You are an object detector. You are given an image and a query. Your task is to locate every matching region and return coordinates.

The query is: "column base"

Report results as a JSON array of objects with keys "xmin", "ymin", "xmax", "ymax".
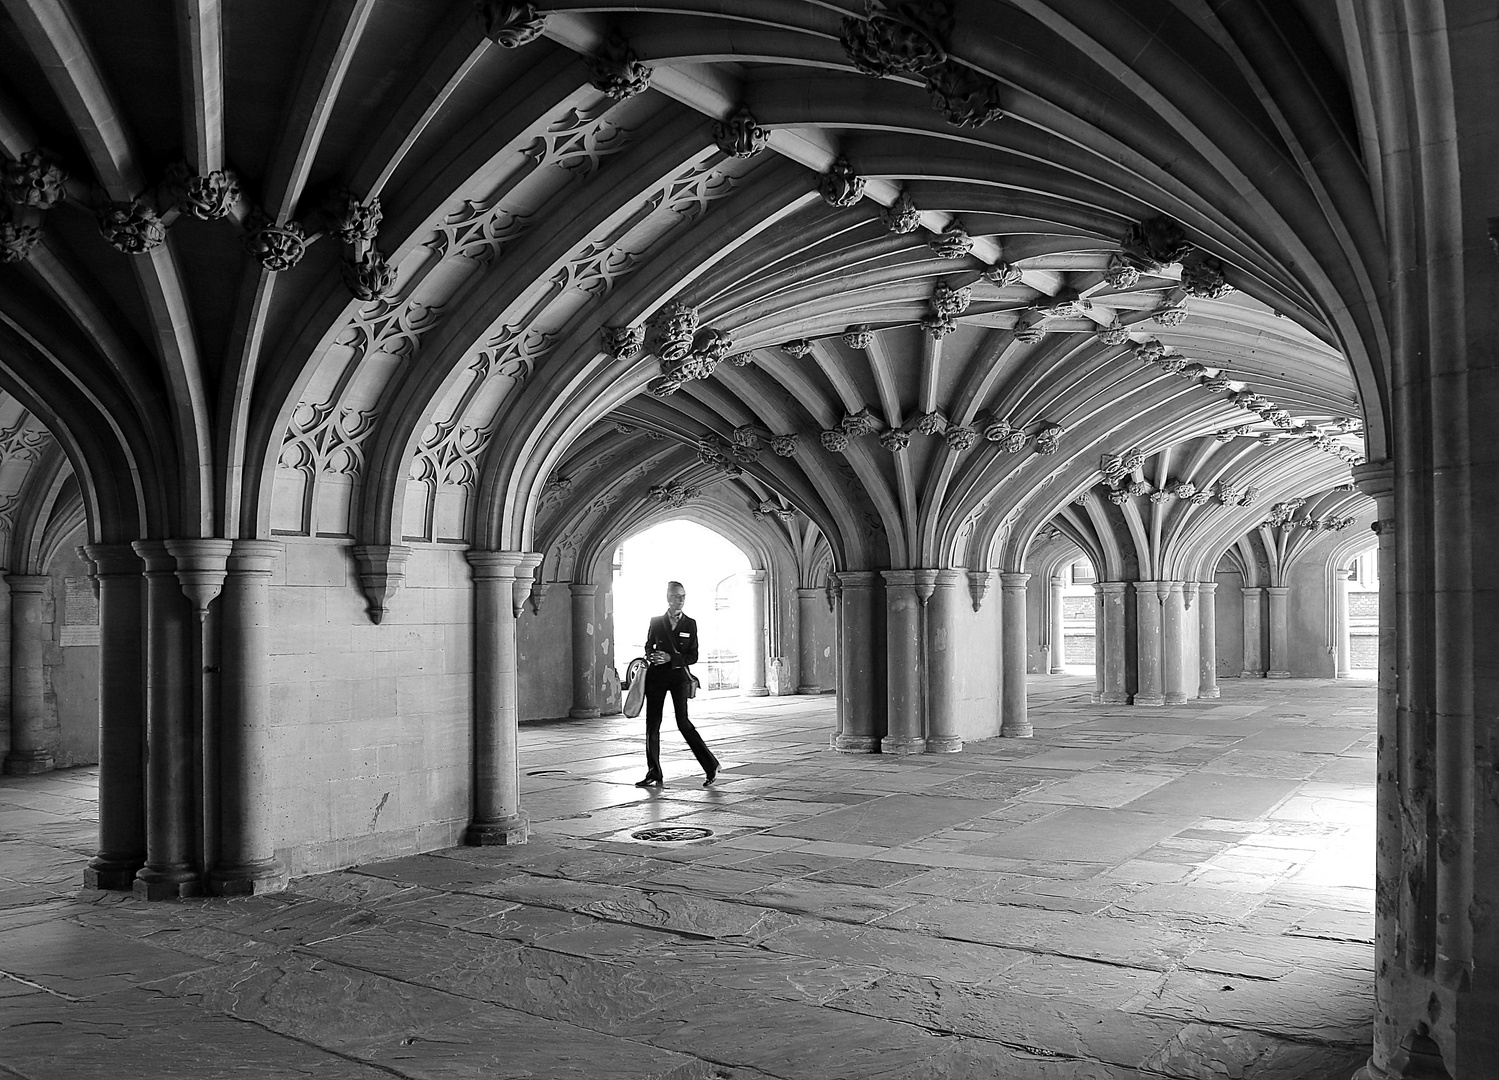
[
  {"xmin": 881, "ymin": 736, "xmax": 927, "ymax": 755},
  {"xmin": 209, "ymin": 858, "xmax": 290, "ymax": 896},
  {"xmin": 1199, "ymin": 687, "xmax": 1221, "ymax": 699},
  {"xmin": 745, "ymin": 687, "xmax": 769, "ymax": 697},
  {"xmin": 1266, "ymin": 670, "xmax": 1292, "ymax": 679},
  {"xmin": 1134, "ymin": 694, "xmax": 1165, "ymax": 706},
  {"xmin": 796, "ymin": 685, "xmax": 822, "ymax": 695},
  {"xmin": 3, "ymin": 750, "xmax": 55, "ymax": 775},
  {"xmin": 1240, "ymin": 671, "xmax": 1265, "ymax": 679},
  {"xmin": 925, "ymin": 737, "xmax": 963, "ymax": 754},
  {"xmin": 832, "ymin": 734, "xmax": 881, "ymax": 753},
  {"xmin": 1000, "ymin": 724, "xmax": 1034, "ymax": 738},
  {"xmin": 1099, "ymin": 691, "xmax": 1129, "ymax": 704},
  {"xmin": 1049, "ymin": 666, "xmax": 1065, "ymax": 675},
  {"xmin": 84, "ymin": 854, "xmax": 145, "ymax": 890},
  {"xmin": 464, "ymin": 813, "xmax": 529, "ymax": 846},
  {"xmin": 1164, "ymin": 693, "xmax": 1188, "ymax": 704},
  {"xmin": 568, "ymin": 707, "xmax": 601, "ymax": 719},
  {"xmin": 133, "ymin": 866, "xmax": 204, "ymax": 900}
]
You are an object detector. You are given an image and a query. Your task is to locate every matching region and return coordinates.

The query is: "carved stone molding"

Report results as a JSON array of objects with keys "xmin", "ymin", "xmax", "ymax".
[
  {"xmin": 351, "ymin": 544, "xmax": 413, "ymax": 624},
  {"xmin": 841, "ymin": 407, "xmax": 878, "ymax": 437},
  {"xmin": 925, "ymin": 60, "xmax": 1004, "ymax": 127},
  {"xmin": 921, "ymin": 312, "xmax": 956, "ymax": 339},
  {"xmin": 1120, "ymin": 215, "xmax": 1191, "ymax": 272},
  {"xmin": 243, "ymin": 214, "xmax": 308, "ymax": 271},
  {"xmin": 712, "ymin": 107, "xmax": 769, "ymax": 158},
  {"xmin": 587, "ymin": 32, "xmax": 653, "ymax": 100},
  {"xmin": 477, "ymin": 0, "xmax": 546, "ymax": 47},
  {"xmin": 927, "ymin": 219, "xmax": 972, "ymax": 259},
  {"xmin": 1104, "ymin": 253, "xmax": 1140, "ymax": 289},
  {"xmin": 839, "ymin": 0, "xmax": 952, "ymax": 77},
  {"xmin": 983, "ymin": 418, "xmax": 1011, "ymax": 442},
  {"xmin": 880, "ymin": 190, "xmax": 921, "ymax": 233},
  {"xmin": 1096, "ymin": 320, "xmax": 1128, "ymax": 346},
  {"xmin": 163, "ymin": 162, "xmax": 240, "ymax": 220},
  {"xmin": 879, "ymin": 428, "xmax": 910, "ymax": 452},
  {"xmin": 771, "ymin": 434, "xmax": 799, "ymax": 457},
  {"xmin": 320, "ymin": 189, "xmax": 383, "ymax": 247},
  {"xmin": 983, "ymin": 261, "xmax": 1022, "ymax": 287},
  {"xmin": 945, "ymin": 424, "xmax": 977, "ymax": 451},
  {"xmin": 842, "ymin": 324, "xmax": 873, "ymax": 349},
  {"xmin": 916, "ymin": 410, "xmax": 947, "ymax": 436},
  {"xmin": 649, "ymin": 300, "xmax": 698, "ymax": 364},
  {"xmin": 1034, "ymin": 423, "xmax": 1063, "ymax": 455},
  {"xmin": 98, "ymin": 199, "xmax": 165, "ymax": 254},
  {"xmin": 341, "ymin": 250, "xmax": 397, "ymax": 301},
  {"xmin": 782, "ymin": 339, "xmax": 813, "ymax": 358},
  {"xmin": 1152, "ymin": 301, "xmax": 1188, "ymax": 327},
  {"xmin": 2, "ymin": 150, "xmax": 67, "ymax": 210},
  {"xmin": 819, "ymin": 428, "xmax": 850, "ymax": 452},
  {"xmin": 819, "ymin": 155, "xmax": 865, "ymax": 207},
  {"xmin": 1013, "ymin": 325, "xmax": 1045, "ymax": 344},
  {"xmin": 602, "ymin": 324, "xmax": 645, "ymax": 359},
  {"xmin": 0, "ymin": 216, "xmax": 41, "ymax": 264},
  {"xmin": 933, "ymin": 280, "xmax": 972, "ymax": 317},
  {"xmin": 1181, "ymin": 254, "xmax": 1233, "ymax": 298}
]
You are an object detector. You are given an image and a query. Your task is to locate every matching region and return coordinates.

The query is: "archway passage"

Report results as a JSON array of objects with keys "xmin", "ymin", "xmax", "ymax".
[{"xmin": 4, "ymin": 1, "xmax": 1497, "ymax": 1070}]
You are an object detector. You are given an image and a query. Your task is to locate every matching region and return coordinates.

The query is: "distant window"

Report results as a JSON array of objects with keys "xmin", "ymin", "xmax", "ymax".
[{"xmin": 1070, "ymin": 561, "xmax": 1096, "ymax": 584}]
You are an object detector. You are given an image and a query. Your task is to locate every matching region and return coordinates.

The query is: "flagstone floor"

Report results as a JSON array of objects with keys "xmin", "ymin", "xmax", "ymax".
[{"xmin": 0, "ymin": 675, "xmax": 1376, "ymax": 1079}]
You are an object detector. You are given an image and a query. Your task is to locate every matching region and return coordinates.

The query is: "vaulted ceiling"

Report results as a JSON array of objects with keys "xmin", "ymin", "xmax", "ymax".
[{"xmin": 0, "ymin": 1, "xmax": 1382, "ymax": 571}]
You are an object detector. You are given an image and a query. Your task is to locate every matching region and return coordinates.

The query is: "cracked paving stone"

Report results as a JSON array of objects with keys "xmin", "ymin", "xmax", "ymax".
[{"xmin": 1122, "ymin": 968, "xmax": 1373, "ymax": 1046}]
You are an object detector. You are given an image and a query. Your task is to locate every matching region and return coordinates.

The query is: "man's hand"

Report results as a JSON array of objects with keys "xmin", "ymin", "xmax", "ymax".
[{"xmin": 649, "ymin": 650, "xmax": 670, "ymax": 665}]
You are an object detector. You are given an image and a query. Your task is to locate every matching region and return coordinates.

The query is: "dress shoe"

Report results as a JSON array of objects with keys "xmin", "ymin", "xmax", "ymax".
[
  {"xmin": 703, "ymin": 762, "xmax": 719, "ymax": 787},
  {"xmin": 634, "ymin": 776, "xmax": 663, "ymax": 788}
]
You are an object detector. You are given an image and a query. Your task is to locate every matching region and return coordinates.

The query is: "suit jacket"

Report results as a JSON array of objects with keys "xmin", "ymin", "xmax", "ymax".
[{"xmin": 646, "ymin": 613, "xmax": 699, "ymax": 671}]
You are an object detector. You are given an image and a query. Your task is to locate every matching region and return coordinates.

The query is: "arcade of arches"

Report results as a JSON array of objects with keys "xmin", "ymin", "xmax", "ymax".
[{"xmin": 0, "ymin": 2, "xmax": 1493, "ymax": 1074}]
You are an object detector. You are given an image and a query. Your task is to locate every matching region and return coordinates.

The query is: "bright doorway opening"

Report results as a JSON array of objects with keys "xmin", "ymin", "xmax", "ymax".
[{"xmin": 612, "ymin": 520, "xmax": 754, "ymax": 693}]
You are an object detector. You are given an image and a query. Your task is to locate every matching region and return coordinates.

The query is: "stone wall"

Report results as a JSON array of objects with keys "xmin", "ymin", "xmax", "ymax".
[
  {"xmin": 267, "ymin": 540, "xmax": 472, "ymax": 878},
  {"xmin": 1214, "ymin": 570, "xmax": 1246, "ymax": 677},
  {"xmin": 44, "ymin": 532, "xmax": 100, "ymax": 767},
  {"xmin": 517, "ymin": 589, "xmax": 571, "ymax": 721},
  {"xmin": 946, "ymin": 595, "xmax": 1002, "ymax": 742}
]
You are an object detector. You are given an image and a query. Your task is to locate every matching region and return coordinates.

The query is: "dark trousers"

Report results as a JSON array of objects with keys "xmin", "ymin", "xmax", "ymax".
[{"xmin": 643, "ymin": 668, "xmax": 716, "ymax": 779}]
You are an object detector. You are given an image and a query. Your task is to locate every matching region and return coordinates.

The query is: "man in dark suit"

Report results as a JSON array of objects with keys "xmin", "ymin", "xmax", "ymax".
[{"xmin": 636, "ymin": 580, "xmax": 719, "ymax": 788}]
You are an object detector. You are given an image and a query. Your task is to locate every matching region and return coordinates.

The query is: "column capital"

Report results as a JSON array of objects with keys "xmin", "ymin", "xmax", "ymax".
[
  {"xmin": 1000, "ymin": 572, "xmax": 1030, "ymax": 589},
  {"xmin": 746, "ymin": 568, "xmax": 768, "ymax": 583},
  {"xmin": 931, "ymin": 568, "xmax": 963, "ymax": 590},
  {"xmin": 1241, "ymin": 585, "xmax": 1263, "ymax": 597},
  {"xmin": 834, "ymin": 570, "xmax": 880, "ymax": 589},
  {"xmin": 569, "ymin": 582, "xmax": 598, "ymax": 598},
  {"xmin": 226, "ymin": 539, "xmax": 283, "ymax": 576},
  {"xmin": 1335, "ymin": 567, "xmax": 1355, "ymax": 581},
  {"xmin": 1266, "ymin": 585, "xmax": 1289, "ymax": 597},
  {"xmin": 3, "ymin": 573, "xmax": 49, "ymax": 593},
  {"xmin": 881, "ymin": 569, "xmax": 921, "ymax": 588},
  {"xmin": 466, "ymin": 548, "xmax": 526, "ymax": 580},
  {"xmin": 796, "ymin": 586, "xmax": 823, "ymax": 599},
  {"xmin": 1156, "ymin": 581, "xmax": 1176, "ymax": 601},
  {"xmin": 1099, "ymin": 580, "xmax": 1127, "ymax": 597},
  {"xmin": 1351, "ymin": 459, "xmax": 1393, "ymax": 501},
  {"xmin": 1196, "ymin": 580, "xmax": 1218, "ymax": 596},
  {"xmin": 82, "ymin": 543, "xmax": 142, "ymax": 577}
]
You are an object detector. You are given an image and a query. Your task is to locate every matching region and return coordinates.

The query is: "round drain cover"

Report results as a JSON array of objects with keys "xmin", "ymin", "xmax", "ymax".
[{"xmin": 631, "ymin": 826, "xmax": 713, "ymax": 843}]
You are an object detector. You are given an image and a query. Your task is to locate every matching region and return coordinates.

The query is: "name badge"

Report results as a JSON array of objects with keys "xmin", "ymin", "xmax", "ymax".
[{"xmin": 679, "ymin": 631, "xmax": 690, "ymax": 637}]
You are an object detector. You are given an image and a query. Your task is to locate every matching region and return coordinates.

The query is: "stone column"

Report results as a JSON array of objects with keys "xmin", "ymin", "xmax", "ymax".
[
  {"xmin": 210, "ymin": 540, "xmax": 288, "ymax": 896},
  {"xmin": 1334, "ymin": 568, "xmax": 1353, "ymax": 678},
  {"xmin": 568, "ymin": 583, "xmax": 600, "ymax": 718},
  {"xmin": 925, "ymin": 570, "xmax": 963, "ymax": 753},
  {"xmin": 82, "ymin": 545, "xmax": 147, "ymax": 889},
  {"xmin": 796, "ymin": 587, "xmax": 823, "ymax": 693},
  {"xmin": 1161, "ymin": 581, "xmax": 1188, "ymax": 704},
  {"xmin": 465, "ymin": 551, "xmax": 530, "ymax": 845},
  {"xmin": 131, "ymin": 541, "xmax": 203, "ymax": 899},
  {"xmin": 1265, "ymin": 585, "xmax": 1291, "ymax": 678},
  {"xmin": 1134, "ymin": 581, "xmax": 1164, "ymax": 706},
  {"xmin": 1241, "ymin": 586, "xmax": 1265, "ymax": 678},
  {"xmin": 1000, "ymin": 573, "xmax": 1031, "ymax": 736},
  {"xmin": 3, "ymin": 575, "xmax": 52, "ymax": 774},
  {"xmin": 1197, "ymin": 582, "xmax": 1220, "ymax": 699},
  {"xmin": 1049, "ymin": 574, "xmax": 1066, "ymax": 673},
  {"xmin": 745, "ymin": 569, "xmax": 769, "ymax": 696},
  {"xmin": 1099, "ymin": 582, "xmax": 1128, "ymax": 704},
  {"xmin": 833, "ymin": 572, "xmax": 882, "ymax": 752},
  {"xmin": 881, "ymin": 570, "xmax": 926, "ymax": 754},
  {"xmin": 1089, "ymin": 583, "xmax": 1104, "ymax": 702}
]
